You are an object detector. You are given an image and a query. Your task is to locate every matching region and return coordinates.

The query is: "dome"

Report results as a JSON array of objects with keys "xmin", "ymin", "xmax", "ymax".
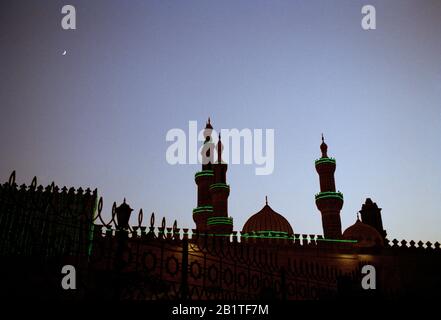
[
  {"xmin": 242, "ymin": 202, "xmax": 294, "ymax": 239},
  {"xmin": 343, "ymin": 219, "xmax": 384, "ymax": 247}
]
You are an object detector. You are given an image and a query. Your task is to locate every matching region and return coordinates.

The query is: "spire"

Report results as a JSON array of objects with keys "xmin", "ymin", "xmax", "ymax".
[
  {"xmin": 320, "ymin": 133, "xmax": 328, "ymax": 158},
  {"xmin": 203, "ymin": 117, "xmax": 213, "ymax": 149},
  {"xmin": 205, "ymin": 117, "xmax": 213, "ymax": 129},
  {"xmin": 265, "ymin": 195, "xmax": 268, "ymax": 205},
  {"xmin": 217, "ymin": 133, "xmax": 223, "ymax": 163}
]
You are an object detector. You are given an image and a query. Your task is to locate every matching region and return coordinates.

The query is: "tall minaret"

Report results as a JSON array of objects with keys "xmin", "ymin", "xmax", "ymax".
[
  {"xmin": 207, "ymin": 133, "xmax": 233, "ymax": 234},
  {"xmin": 315, "ymin": 135, "xmax": 344, "ymax": 239},
  {"xmin": 193, "ymin": 118, "xmax": 215, "ymax": 232}
]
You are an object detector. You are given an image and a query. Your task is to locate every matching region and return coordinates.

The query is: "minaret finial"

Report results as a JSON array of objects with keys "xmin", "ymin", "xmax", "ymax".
[
  {"xmin": 205, "ymin": 117, "xmax": 213, "ymax": 130},
  {"xmin": 217, "ymin": 133, "xmax": 222, "ymax": 163},
  {"xmin": 320, "ymin": 133, "xmax": 328, "ymax": 158},
  {"xmin": 265, "ymin": 196, "xmax": 268, "ymax": 205}
]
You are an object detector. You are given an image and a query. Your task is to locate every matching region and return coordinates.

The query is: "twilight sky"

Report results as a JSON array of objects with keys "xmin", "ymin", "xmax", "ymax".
[{"xmin": 1, "ymin": 0, "xmax": 440, "ymax": 242}]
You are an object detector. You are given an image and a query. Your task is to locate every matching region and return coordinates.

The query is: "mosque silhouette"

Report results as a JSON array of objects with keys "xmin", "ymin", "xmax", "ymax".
[{"xmin": 0, "ymin": 118, "xmax": 439, "ymax": 300}]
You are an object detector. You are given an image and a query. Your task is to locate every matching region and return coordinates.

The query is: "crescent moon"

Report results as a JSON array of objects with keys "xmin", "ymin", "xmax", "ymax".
[{"xmin": 62, "ymin": 50, "xmax": 67, "ymax": 56}]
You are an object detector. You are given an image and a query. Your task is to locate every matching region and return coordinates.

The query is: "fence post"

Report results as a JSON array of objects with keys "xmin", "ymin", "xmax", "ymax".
[{"xmin": 113, "ymin": 200, "xmax": 133, "ymax": 300}]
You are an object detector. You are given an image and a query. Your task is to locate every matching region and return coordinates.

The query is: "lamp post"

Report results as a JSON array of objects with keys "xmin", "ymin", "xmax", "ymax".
[{"xmin": 114, "ymin": 198, "xmax": 133, "ymax": 300}]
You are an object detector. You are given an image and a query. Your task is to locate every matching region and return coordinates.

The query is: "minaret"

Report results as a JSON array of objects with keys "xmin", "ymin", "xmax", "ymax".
[
  {"xmin": 207, "ymin": 133, "xmax": 233, "ymax": 234},
  {"xmin": 193, "ymin": 118, "xmax": 215, "ymax": 232},
  {"xmin": 315, "ymin": 135, "xmax": 344, "ymax": 239}
]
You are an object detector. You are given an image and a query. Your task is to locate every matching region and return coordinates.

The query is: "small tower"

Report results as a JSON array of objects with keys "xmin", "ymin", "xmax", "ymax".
[
  {"xmin": 193, "ymin": 118, "xmax": 215, "ymax": 232},
  {"xmin": 359, "ymin": 198, "xmax": 387, "ymax": 239},
  {"xmin": 208, "ymin": 133, "xmax": 232, "ymax": 234},
  {"xmin": 315, "ymin": 135, "xmax": 344, "ymax": 239}
]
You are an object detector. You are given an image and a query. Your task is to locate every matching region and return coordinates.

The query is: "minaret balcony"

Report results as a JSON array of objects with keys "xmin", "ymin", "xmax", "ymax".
[
  {"xmin": 207, "ymin": 216, "xmax": 233, "ymax": 226},
  {"xmin": 314, "ymin": 157, "xmax": 336, "ymax": 166},
  {"xmin": 192, "ymin": 205, "xmax": 214, "ymax": 214},
  {"xmin": 194, "ymin": 170, "xmax": 214, "ymax": 182},
  {"xmin": 209, "ymin": 183, "xmax": 230, "ymax": 191},
  {"xmin": 315, "ymin": 191, "xmax": 344, "ymax": 202}
]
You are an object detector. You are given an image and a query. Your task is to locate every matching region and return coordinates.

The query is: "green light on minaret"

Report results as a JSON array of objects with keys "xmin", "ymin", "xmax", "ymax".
[{"xmin": 315, "ymin": 157, "xmax": 336, "ymax": 166}]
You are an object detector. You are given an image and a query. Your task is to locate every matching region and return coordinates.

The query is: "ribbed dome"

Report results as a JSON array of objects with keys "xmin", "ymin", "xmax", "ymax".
[
  {"xmin": 343, "ymin": 219, "xmax": 384, "ymax": 247},
  {"xmin": 242, "ymin": 204, "xmax": 294, "ymax": 236}
]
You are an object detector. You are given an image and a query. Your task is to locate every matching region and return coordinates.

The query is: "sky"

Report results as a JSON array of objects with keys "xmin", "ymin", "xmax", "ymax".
[{"xmin": 1, "ymin": 0, "xmax": 440, "ymax": 243}]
